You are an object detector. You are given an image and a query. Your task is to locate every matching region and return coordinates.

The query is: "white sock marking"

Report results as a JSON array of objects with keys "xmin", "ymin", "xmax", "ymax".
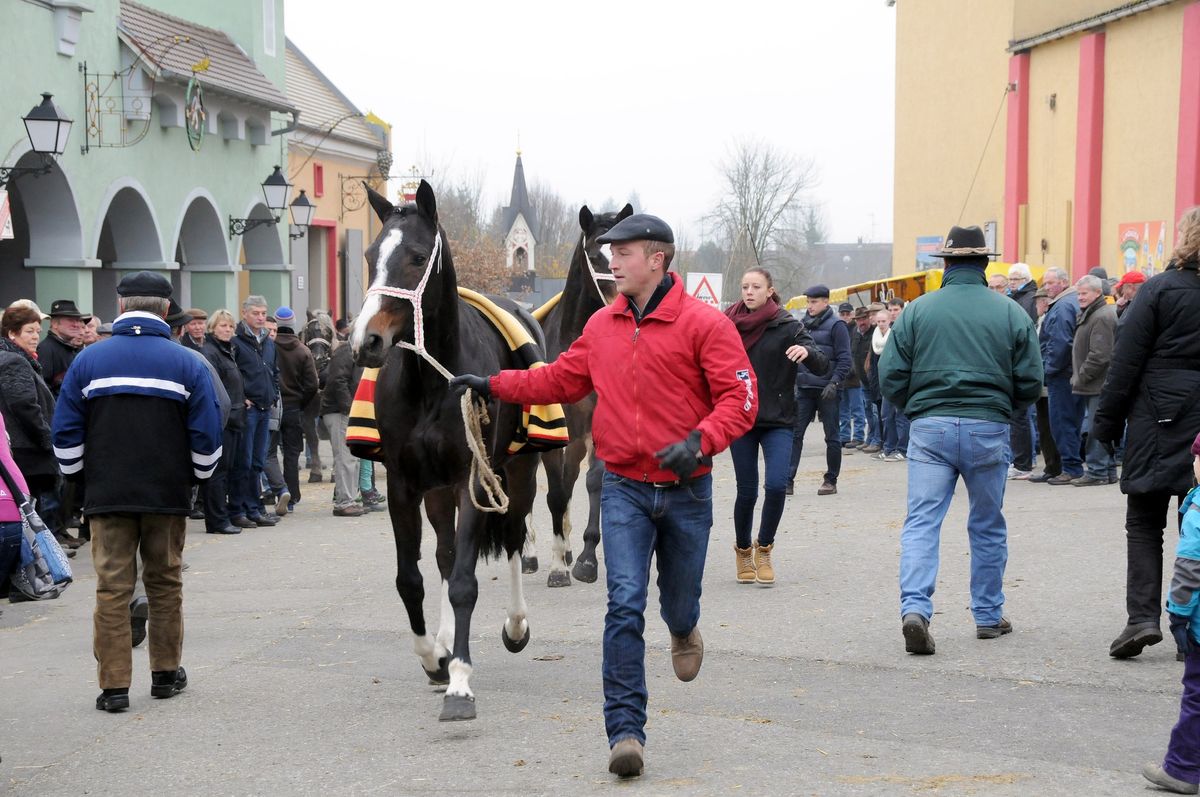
[
  {"xmin": 412, "ymin": 632, "xmax": 441, "ymax": 673},
  {"xmin": 435, "ymin": 579, "xmax": 454, "ymax": 659},
  {"xmin": 506, "ymin": 553, "xmax": 529, "ymax": 639},
  {"xmin": 447, "ymin": 658, "xmax": 473, "ymax": 698}
]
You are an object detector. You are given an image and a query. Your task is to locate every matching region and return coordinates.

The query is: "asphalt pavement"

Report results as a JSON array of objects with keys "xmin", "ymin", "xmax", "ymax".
[{"xmin": 0, "ymin": 430, "xmax": 1185, "ymax": 796}]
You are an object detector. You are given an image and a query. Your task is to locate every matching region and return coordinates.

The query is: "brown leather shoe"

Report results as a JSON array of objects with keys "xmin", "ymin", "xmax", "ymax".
[
  {"xmin": 670, "ymin": 627, "xmax": 703, "ymax": 681},
  {"xmin": 608, "ymin": 737, "xmax": 644, "ymax": 777},
  {"xmin": 817, "ymin": 481, "xmax": 837, "ymax": 496}
]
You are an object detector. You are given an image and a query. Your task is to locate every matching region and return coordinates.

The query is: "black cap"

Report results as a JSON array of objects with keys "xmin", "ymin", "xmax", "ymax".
[
  {"xmin": 49, "ymin": 299, "xmax": 87, "ymax": 319},
  {"xmin": 116, "ymin": 270, "xmax": 172, "ymax": 298},
  {"xmin": 838, "ymin": 302, "xmax": 853, "ymax": 313},
  {"xmin": 165, "ymin": 299, "xmax": 192, "ymax": 328},
  {"xmin": 596, "ymin": 213, "xmax": 674, "ymax": 245},
  {"xmin": 804, "ymin": 284, "xmax": 830, "ymax": 299}
]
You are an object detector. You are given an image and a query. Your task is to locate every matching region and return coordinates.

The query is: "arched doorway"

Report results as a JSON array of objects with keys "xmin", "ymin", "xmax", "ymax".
[
  {"xmin": 92, "ymin": 182, "xmax": 170, "ymax": 322},
  {"xmin": 0, "ymin": 151, "xmax": 85, "ymax": 308},
  {"xmin": 174, "ymin": 193, "xmax": 232, "ymax": 311},
  {"xmin": 238, "ymin": 201, "xmax": 289, "ymax": 311}
]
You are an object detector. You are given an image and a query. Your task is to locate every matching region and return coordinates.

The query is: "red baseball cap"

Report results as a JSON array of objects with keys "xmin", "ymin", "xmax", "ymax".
[{"xmin": 1116, "ymin": 271, "xmax": 1147, "ymax": 288}]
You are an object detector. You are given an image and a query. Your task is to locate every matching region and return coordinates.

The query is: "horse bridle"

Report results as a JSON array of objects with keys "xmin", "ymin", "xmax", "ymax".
[
  {"xmin": 581, "ymin": 233, "xmax": 616, "ymax": 305},
  {"xmin": 364, "ymin": 230, "xmax": 444, "ymax": 360}
]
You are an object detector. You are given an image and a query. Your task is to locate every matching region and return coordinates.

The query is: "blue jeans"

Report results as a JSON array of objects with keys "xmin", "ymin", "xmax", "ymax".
[
  {"xmin": 839, "ymin": 387, "xmax": 867, "ymax": 444},
  {"xmin": 0, "ymin": 520, "xmax": 21, "ymax": 594},
  {"xmin": 232, "ymin": 406, "xmax": 270, "ymax": 517},
  {"xmin": 729, "ymin": 426, "xmax": 791, "ymax": 548},
  {"xmin": 899, "ymin": 417, "xmax": 1010, "ymax": 626},
  {"xmin": 865, "ymin": 399, "xmax": 883, "ymax": 447},
  {"xmin": 1082, "ymin": 394, "xmax": 1117, "ymax": 480},
  {"xmin": 789, "ymin": 391, "xmax": 842, "ymax": 484},
  {"xmin": 1047, "ymin": 376, "xmax": 1085, "ymax": 477},
  {"xmin": 882, "ymin": 398, "xmax": 911, "ymax": 455},
  {"xmin": 600, "ymin": 471, "xmax": 713, "ymax": 747}
]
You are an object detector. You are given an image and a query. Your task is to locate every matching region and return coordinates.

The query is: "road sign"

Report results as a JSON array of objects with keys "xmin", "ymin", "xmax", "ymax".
[
  {"xmin": 0, "ymin": 190, "xmax": 12, "ymax": 241},
  {"xmin": 686, "ymin": 272, "xmax": 722, "ymax": 308}
]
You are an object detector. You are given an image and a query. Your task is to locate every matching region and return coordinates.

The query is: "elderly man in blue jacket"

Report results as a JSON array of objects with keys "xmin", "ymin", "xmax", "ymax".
[
  {"xmin": 1036, "ymin": 267, "xmax": 1084, "ymax": 484},
  {"xmin": 52, "ymin": 271, "xmax": 223, "ymax": 713}
]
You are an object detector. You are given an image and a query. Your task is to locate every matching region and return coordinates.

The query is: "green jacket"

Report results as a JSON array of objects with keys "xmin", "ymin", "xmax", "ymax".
[{"xmin": 879, "ymin": 267, "xmax": 1044, "ymax": 423}]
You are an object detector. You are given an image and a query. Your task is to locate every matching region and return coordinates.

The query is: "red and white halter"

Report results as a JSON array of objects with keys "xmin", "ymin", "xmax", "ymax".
[{"xmin": 363, "ymin": 230, "xmax": 451, "ymax": 376}]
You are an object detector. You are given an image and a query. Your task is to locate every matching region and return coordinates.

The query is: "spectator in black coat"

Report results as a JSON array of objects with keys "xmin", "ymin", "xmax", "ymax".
[
  {"xmin": 37, "ymin": 299, "xmax": 87, "ymax": 397},
  {"xmin": 1094, "ymin": 207, "xmax": 1200, "ymax": 660},
  {"xmin": 199, "ymin": 310, "xmax": 245, "ymax": 534}
]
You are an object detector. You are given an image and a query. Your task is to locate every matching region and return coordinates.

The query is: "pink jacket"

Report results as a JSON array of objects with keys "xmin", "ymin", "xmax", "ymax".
[{"xmin": 0, "ymin": 413, "xmax": 31, "ymax": 522}]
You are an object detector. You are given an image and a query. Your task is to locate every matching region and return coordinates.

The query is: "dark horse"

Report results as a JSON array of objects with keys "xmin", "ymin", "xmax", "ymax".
[
  {"xmin": 351, "ymin": 180, "xmax": 541, "ymax": 722},
  {"xmin": 300, "ymin": 309, "xmax": 334, "ymax": 483},
  {"xmin": 532, "ymin": 203, "xmax": 632, "ymax": 587}
]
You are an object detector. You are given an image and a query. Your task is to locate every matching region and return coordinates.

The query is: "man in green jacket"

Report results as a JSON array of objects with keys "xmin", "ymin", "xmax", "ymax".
[{"xmin": 880, "ymin": 225, "xmax": 1043, "ymax": 655}]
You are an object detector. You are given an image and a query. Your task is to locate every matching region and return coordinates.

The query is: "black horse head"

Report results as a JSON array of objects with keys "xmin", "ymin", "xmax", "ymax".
[
  {"xmin": 576, "ymin": 203, "xmax": 634, "ymax": 302},
  {"xmin": 352, "ymin": 179, "xmax": 453, "ymax": 367},
  {"xmin": 302, "ymin": 308, "xmax": 334, "ymax": 344}
]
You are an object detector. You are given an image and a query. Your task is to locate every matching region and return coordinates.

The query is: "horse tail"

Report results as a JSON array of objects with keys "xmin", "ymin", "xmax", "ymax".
[{"xmin": 480, "ymin": 470, "xmax": 510, "ymax": 562}]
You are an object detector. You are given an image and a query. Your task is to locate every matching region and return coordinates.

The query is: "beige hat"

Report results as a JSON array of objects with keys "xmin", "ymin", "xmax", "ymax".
[{"xmin": 8, "ymin": 299, "xmax": 49, "ymax": 321}]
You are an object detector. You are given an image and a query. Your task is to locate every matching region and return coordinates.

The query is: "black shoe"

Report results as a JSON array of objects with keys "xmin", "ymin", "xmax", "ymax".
[
  {"xmin": 1027, "ymin": 471, "xmax": 1058, "ymax": 483},
  {"xmin": 249, "ymin": 514, "xmax": 278, "ymax": 526},
  {"xmin": 976, "ymin": 617, "xmax": 1013, "ymax": 639},
  {"xmin": 1110, "ymin": 622, "xmax": 1163, "ymax": 658},
  {"xmin": 151, "ymin": 666, "xmax": 188, "ymax": 698},
  {"xmin": 231, "ymin": 515, "xmax": 258, "ymax": 529},
  {"xmin": 130, "ymin": 596, "xmax": 149, "ymax": 648},
  {"xmin": 902, "ymin": 613, "xmax": 935, "ymax": 655},
  {"xmin": 188, "ymin": 508, "xmax": 206, "ymax": 520},
  {"xmin": 96, "ymin": 688, "xmax": 130, "ymax": 712},
  {"xmin": 206, "ymin": 525, "xmax": 242, "ymax": 535},
  {"xmin": 785, "ymin": 482, "xmax": 794, "ymax": 496}
]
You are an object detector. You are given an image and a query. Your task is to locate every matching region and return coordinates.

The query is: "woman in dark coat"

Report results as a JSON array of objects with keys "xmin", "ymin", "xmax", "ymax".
[
  {"xmin": 723, "ymin": 268, "xmax": 829, "ymax": 586},
  {"xmin": 1094, "ymin": 207, "xmax": 1200, "ymax": 660},
  {"xmin": 0, "ymin": 305, "xmax": 68, "ymax": 545},
  {"xmin": 200, "ymin": 309, "xmax": 247, "ymax": 534}
]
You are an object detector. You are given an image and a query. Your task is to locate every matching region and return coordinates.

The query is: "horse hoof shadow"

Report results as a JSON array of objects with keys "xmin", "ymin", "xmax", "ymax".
[
  {"xmin": 522, "ymin": 555, "xmax": 539, "ymax": 574},
  {"xmin": 439, "ymin": 694, "xmax": 477, "ymax": 722},
  {"xmin": 424, "ymin": 657, "xmax": 450, "ymax": 686},
  {"xmin": 565, "ymin": 550, "xmax": 574, "ymax": 566},
  {"xmin": 572, "ymin": 558, "xmax": 599, "ymax": 584},
  {"xmin": 502, "ymin": 623, "xmax": 531, "ymax": 653},
  {"xmin": 547, "ymin": 569, "xmax": 572, "ymax": 588}
]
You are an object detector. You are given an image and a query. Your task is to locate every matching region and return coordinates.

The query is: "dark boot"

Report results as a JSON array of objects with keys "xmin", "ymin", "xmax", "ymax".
[{"xmin": 1109, "ymin": 622, "xmax": 1162, "ymax": 658}]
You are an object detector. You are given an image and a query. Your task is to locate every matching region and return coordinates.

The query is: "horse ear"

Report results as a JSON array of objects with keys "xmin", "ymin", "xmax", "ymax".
[
  {"xmin": 415, "ymin": 179, "xmax": 438, "ymax": 223},
  {"xmin": 617, "ymin": 203, "xmax": 634, "ymax": 221},
  {"xmin": 365, "ymin": 183, "xmax": 393, "ymax": 222},
  {"xmin": 578, "ymin": 205, "xmax": 593, "ymax": 232},
  {"xmin": 306, "ymin": 309, "xmax": 314, "ymax": 321}
]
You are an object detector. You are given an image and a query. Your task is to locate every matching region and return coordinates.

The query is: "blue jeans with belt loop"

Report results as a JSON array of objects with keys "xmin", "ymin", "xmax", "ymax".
[
  {"xmin": 899, "ymin": 416, "xmax": 1010, "ymax": 626},
  {"xmin": 599, "ymin": 470, "xmax": 713, "ymax": 748}
]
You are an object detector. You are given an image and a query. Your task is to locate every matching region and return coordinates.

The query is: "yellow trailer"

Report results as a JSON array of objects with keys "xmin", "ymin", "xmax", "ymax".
[{"xmin": 784, "ymin": 263, "xmax": 1047, "ymax": 312}]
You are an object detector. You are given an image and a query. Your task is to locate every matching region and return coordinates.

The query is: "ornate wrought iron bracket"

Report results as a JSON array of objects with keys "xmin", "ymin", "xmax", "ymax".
[
  {"xmin": 228, "ymin": 215, "xmax": 278, "ymax": 239},
  {"xmin": 0, "ymin": 154, "xmax": 55, "ymax": 188}
]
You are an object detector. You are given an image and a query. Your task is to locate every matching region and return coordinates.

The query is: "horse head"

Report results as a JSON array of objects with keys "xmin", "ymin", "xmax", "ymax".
[
  {"xmin": 302, "ymin": 309, "xmax": 334, "ymax": 344},
  {"xmin": 577, "ymin": 203, "xmax": 634, "ymax": 302},
  {"xmin": 352, "ymin": 180, "xmax": 451, "ymax": 367}
]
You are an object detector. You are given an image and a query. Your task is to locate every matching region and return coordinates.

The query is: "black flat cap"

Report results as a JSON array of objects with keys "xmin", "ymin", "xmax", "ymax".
[
  {"xmin": 116, "ymin": 270, "xmax": 172, "ymax": 298},
  {"xmin": 596, "ymin": 213, "xmax": 674, "ymax": 245},
  {"xmin": 838, "ymin": 302, "xmax": 853, "ymax": 313},
  {"xmin": 165, "ymin": 299, "xmax": 192, "ymax": 327},
  {"xmin": 804, "ymin": 284, "xmax": 830, "ymax": 299}
]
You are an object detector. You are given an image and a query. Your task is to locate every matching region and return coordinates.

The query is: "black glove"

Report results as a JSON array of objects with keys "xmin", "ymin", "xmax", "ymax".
[
  {"xmin": 1170, "ymin": 612, "xmax": 1194, "ymax": 658},
  {"xmin": 449, "ymin": 373, "xmax": 491, "ymax": 400},
  {"xmin": 820, "ymin": 382, "xmax": 839, "ymax": 402},
  {"xmin": 655, "ymin": 430, "xmax": 705, "ymax": 482}
]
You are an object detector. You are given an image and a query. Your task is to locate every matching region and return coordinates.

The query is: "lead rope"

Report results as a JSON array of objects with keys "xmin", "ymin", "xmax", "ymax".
[{"xmin": 365, "ymin": 233, "xmax": 509, "ymax": 514}]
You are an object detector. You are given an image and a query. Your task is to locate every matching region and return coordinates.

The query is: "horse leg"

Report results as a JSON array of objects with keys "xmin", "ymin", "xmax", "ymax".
[
  {"xmin": 387, "ymin": 480, "xmax": 446, "ymax": 685},
  {"xmin": 502, "ymin": 551, "xmax": 532, "ymax": 652},
  {"xmin": 546, "ymin": 440, "xmax": 585, "ymax": 587},
  {"xmin": 440, "ymin": 495, "xmax": 485, "ymax": 722},
  {"xmin": 423, "ymin": 489, "xmax": 458, "ymax": 677},
  {"xmin": 502, "ymin": 455, "xmax": 537, "ymax": 646},
  {"xmin": 522, "ymin": 513, "xmax": 539, "ymax": 575},
  {"xmin": 572, "ymin": 440, "xmax": 604, "ymax": 584}
]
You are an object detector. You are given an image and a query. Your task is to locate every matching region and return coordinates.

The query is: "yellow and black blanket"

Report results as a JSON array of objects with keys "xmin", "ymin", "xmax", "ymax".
[{"xmin": 347, "ymin": 288, "xmax": 569, "ymax": 461}]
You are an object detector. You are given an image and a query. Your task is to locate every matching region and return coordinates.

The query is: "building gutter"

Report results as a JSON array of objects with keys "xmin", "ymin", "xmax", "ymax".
[{"xmin": 1007, "ymin": 0, "xmax": 1176, "ymax": 52}]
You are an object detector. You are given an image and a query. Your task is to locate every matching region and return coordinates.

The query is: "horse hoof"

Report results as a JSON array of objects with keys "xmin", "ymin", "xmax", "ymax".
[
  {"xmin": 572, "ymin": 558, "xmax": 598, "ymax": 584},
  {"xmin": 547, "ymin": 569, "xmax": 572, "ymax": 588},
  {"xmin": 502, "ymin": 623, "xmax": 531, "ymax": 653},
  {"xmin": 439, "ymin": 694, "xmax": 477, "ymax": 722},
  {"xmin": 565, "ymin": 550, "xmax": 574, "ymax": 566},
  {"xmin": 522, "ymin": 555, "xmax": 539, "ymax": 574},
  {"xmin": 424, "ymin": 656, "xmax": 450, "ymax": 686}
]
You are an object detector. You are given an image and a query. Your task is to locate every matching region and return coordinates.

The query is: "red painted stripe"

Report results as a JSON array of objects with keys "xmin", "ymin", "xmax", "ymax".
[
  {"xmin": 1176, "ymin": 2, "xmax": 1200, "ymax": 225},
  {"xmin": 1072, "ymin": 32, "xmax": 1105, "ymax": 279},
  {"xmin": 1004, "ymin": 53, "xmax": 1031, "ymax": 262}
]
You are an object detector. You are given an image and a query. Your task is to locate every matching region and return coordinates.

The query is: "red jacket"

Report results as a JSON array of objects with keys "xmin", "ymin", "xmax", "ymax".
[{"xmin": 490, "ymin": 273, "xmax": 757, "ymax": 482}]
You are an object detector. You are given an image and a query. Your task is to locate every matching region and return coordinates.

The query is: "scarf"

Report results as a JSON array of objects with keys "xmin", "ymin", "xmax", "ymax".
[
  {"xmin": 724, "ymin": 297, "xmax": 779, "ymax": 351},
  {"xmin": 872, "ymin": 326, "xmax": 890, "ymax": 355},
  {"xmin": 0, "ymin": 337, "xmax": 42, "ymax": 371}
]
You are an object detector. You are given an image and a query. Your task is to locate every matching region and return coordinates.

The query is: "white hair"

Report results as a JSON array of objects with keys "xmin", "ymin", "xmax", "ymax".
[
  {"xmin": 1075, "ymin": 275, "xmax": 1104, "ymax": 293},
  {"xmin": 1044, "ymin": 267, "xmax": 1070, "ymax": 283},
  {"xmin": 242, "ymin": 294, "xmax": 268, "ymax": 311},
  {"xmin": 1008, "ymin": 262, "xmax": 1032, "ymax": 280}
]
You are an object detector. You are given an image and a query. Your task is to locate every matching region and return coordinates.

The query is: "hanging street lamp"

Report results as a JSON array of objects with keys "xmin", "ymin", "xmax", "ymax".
[
  {"xmin": 0, "ymin": 93, "xmax": 74, "ymax": 187},
  {"xmin": 229, "ymin": 166, "xmax": 312, "ymax": 239}
]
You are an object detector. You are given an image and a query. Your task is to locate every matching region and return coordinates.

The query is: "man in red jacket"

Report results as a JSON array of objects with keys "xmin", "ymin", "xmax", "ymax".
[{"xmin": 452, "ymin": 214, "xmax": 756, "ymax": 778}]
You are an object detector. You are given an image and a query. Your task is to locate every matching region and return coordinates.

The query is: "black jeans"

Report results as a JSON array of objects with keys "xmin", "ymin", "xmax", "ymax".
[
  {"xmin": 202, "ymin": 426, "xmax": 240, "ymax": 530},
  {"xmin": 1126, "ymin": 491, "xmax": 1186, "ymax": 625},
  {"xmin": 1009, "ymin": 405, "xmax": 1034, "ymax": 472},
  {"xmin": 789, "ymin": 390, "xmax": 842, "ymax": 485},
  {"xmin": 1034, "ymin": 395, "xmax": 1061, "ymax": 476},
  {"xmin": 280, "ymin": 406, "xmax": 305, "ymax": 504}
]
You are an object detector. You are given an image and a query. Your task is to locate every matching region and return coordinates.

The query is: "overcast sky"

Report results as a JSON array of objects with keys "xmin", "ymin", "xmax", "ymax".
[{"xmin": 286, "ymin": 1, "xmax": 896, "ymax": 246}]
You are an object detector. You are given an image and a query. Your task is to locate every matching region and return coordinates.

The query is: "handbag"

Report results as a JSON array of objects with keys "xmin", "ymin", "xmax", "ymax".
[{"xmin": 0, "ymin": 456, "xmax": 71, "ymax": 598}]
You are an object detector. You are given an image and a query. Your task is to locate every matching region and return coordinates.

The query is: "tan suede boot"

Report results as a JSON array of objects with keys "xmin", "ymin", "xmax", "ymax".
[
  {"xmin": 754, "ymin": 542, "xmax": 775, "ymax": 585},
  {"xmin": 735, "ymin": 546, "xmax": 756, "ymax": 584}
]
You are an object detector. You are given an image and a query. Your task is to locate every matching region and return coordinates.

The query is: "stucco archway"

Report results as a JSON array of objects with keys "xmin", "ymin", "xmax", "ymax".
[{"xmin": 93, "ymin": 182, "xmax": 171, "ymax": 322}]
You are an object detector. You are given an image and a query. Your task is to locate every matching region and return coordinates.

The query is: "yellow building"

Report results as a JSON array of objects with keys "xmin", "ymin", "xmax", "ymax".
[
  {"xmin": 894, "ymin": 0, "xmax": 1200, "ymax": 279},
  {"xmin": 283, "ymin": 38, "xmax": 391, "ymax": 322}
]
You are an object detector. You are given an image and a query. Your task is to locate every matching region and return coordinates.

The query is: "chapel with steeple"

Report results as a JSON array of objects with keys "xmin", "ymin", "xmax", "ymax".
[{"xmin": 501, "ymin": 151, "xmax": 537, "ymax": 272}]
